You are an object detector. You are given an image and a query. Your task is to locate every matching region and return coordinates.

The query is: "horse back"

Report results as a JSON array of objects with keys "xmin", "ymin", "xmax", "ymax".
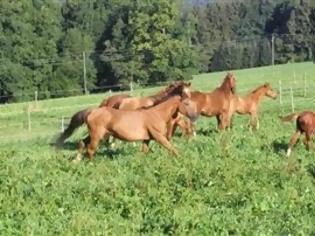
[{"xmin": 296, "ymin": 111, "xmax": 315, "ymax": 133}]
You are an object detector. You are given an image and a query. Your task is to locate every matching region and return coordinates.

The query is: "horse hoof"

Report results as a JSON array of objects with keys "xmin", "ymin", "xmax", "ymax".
[
  {"xmin": 286, "ymin": 148, "xmax": 292, "ymax": 157},
  {"xmin": 72, "ymin": 159, "xmax": 81, "ymax": 164},
  {"xmin": 72, "ymin": 154, "xmax": 82, "ymax": 163}
]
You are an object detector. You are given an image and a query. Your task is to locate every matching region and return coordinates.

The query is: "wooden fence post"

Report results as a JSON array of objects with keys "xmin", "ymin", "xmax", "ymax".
[
  {"xmin": 61, "ymin": 116, "xmax": 65, "ymax": 132},
  {"xmin": 27, "ymin": 104, "xmax": 31, "ymax": 132},
  {"xmin": 34, "ymin": 90, "xmax": 38, "ymax": 109},
  {"xmin": 290, "ymin": 87, "xmax": 294, "ymax": 112},
  {"xmin": 279, "ymin": 80, "xmax": 282, "ymax": 105},
  {"xmin": 304, "ymin": 72, "xmax": 307, "ymax": 97}
]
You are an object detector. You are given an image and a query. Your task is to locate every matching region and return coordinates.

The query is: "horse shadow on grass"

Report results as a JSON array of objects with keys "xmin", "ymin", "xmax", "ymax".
[
  {"xmin": 306, "ymin": 164, "xmax": 315, "ymax": 180},
  {"xmin": 197, "ymin": 127, "xmax": 218, "ymax": 137},
  {"xmin": 271, "ymin": 139, "xmax": 288, "ymax": 155},
  {"xmin": 54, "ymin": 140, "xmax": 134, "ymax": 161}
]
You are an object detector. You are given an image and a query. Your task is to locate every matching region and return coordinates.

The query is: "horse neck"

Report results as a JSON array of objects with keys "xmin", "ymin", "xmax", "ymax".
[
  {"xmin": 217, "ymin": 81, "xmax": 233, "ymax": 96},
  {"xmin": 248, "ymin": 88, "xmax": 266, "ymax": 104},
  {"xmin": 150, "ymin": 96, "xmax": 180, "ymax": 120}
]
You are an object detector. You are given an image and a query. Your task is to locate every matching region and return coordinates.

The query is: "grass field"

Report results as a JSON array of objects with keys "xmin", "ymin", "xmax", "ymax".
[{"xmin": 1, "ymin": 62, "xmax": 315, "ymax": 235}]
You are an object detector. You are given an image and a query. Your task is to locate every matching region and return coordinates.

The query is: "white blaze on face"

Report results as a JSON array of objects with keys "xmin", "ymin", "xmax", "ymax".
[
  {"xmin": 286, "ymin": 148, "xmax": 292, "ymax": 157},
  {"xmin": 183, "ymin": 87, "xmax": 190, "ymax": 96}
]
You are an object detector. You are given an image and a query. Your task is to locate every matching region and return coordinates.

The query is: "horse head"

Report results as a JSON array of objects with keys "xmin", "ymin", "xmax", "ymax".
[
  {"xmin": 178, "ymin": 97, "xmax": 198, "ymax": 122},
  {"xmin": 263, "ymin": 83, "xmax": 277, "ymax": 99},
  {"xmin": 221, "ymin": 72, "xmax": 236, "ymax": 94},
  {"xmin": 170, "ymin": 81, "xmax": 192, "ymax": 98}
]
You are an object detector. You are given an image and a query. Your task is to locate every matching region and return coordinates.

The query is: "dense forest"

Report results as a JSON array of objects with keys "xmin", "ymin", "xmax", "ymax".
[{"xmin": 0, "ymin": 0, "xmax": 314, "ymax": 102}]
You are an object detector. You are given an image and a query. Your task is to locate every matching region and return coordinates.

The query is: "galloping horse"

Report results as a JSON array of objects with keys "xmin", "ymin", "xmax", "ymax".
[
  {"xmin": 229, "ymin": 83, "xmax": 277, "ymax": 130},
  {"xmin": 281, "ymin": 111, "xmax": 315, "ymax": 156},
  {"xmin": 75, "ymin": 95, "xmax": 198, "ymax": 161},
  {"xmin": 56, "ymin": 81, "xmax": 191, "ymax": 147},
  {"xmin": 167, "ymin": 72, "xmax": 236, "ymax": 138},
  {"xmin": 118, "ymin": 81, "xmax": 191, "ymax": 110}
]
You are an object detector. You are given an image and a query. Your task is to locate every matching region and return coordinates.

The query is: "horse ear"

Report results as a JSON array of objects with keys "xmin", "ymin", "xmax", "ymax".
[
  {"xmin": 187, "ymin": 82, "xmax": 191, "ymax": 86},
  {"xmin": 264, "ymin": 83, "xmax": 270, "ymax": 87}
]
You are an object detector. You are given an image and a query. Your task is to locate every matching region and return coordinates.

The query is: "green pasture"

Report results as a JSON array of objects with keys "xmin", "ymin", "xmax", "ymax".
[{"xmin": 0, "ymin": 62, "xmax": 315, "ymax": 235}]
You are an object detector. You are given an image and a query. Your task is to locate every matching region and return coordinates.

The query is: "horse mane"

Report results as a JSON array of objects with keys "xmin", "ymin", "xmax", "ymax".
[{"xmin": 149, "ymin": 81, "xmax": 188, "ymax": 105}]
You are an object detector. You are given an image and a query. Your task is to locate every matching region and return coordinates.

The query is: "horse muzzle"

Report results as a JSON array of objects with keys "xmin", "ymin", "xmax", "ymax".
[{"xmin": 188, "ymin": 113, "xmax": 199, "ymax": 122}]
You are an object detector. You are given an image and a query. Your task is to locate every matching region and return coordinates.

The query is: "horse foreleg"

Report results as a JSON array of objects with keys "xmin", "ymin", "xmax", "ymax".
[
  {"xmin": 166, "ymin": 119, "xmax": 177, "ymax": 140},
  {"xmin": 177, "ymin": 117, "xmax": 191, "ymax": 138},
  {"xmin": 250, "ymin": 113, "xmax": 259, "ymax": 131},
  {"xmin": 287, "ymin": 130, "xmax": 301, "ymax": 157},
  {"xmin": 218, "ymin": 113, "xmax": 229, "ymax": 131},
  {"xmin": 188, "ymin": 120, "xmax": 197, "ymax": 137},
  {"xmin": 150, "ymin": 130, "xmax": 178, "ymax": 156}
]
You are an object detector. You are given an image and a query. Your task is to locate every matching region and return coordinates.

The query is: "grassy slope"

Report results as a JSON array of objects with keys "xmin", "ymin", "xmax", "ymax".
[{"xmin": 0, "ymin": 62, "xmax": 315, "ymax": 235}]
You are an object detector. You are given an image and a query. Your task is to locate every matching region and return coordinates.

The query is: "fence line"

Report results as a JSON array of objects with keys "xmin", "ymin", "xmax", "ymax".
[{"xmin": 0, "ymin": 82, "xmax": 314, "ymax": 117}]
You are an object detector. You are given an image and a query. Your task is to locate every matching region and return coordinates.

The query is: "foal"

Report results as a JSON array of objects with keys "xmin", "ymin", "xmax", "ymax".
[
  {"xmin": 76, "ymin": 96, "xmax": 198, "ymax": 161},
  {"xmin": 281, "ymin": 111, "xmax": 315, "ymax": 157},
  {"xmin": 229, "ymin": 83, "xmax": 277, "ymax": 130}
]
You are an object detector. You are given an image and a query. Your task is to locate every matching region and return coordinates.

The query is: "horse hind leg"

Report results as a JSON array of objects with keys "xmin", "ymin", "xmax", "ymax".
[
  {"xmin": 87, "ymin": 136, "xmax": 101, "ymax": 161},
  {"xmin": 74, "ymin": 135, "xmax": 90, "ymax": 163},
  {"xmin": 84, "ymin": 126, "xmax": 107, "ymax": 161},
  {"xmin": 303, "ymin": 131, "xmax": 313, "ymax": 151},
  {"xmin": 287, "ymin": 130, "xmax": 301, "ymax": 157},
  {"xmin": 141, "ymin": 140, "xmax": 150, "ymax": 154}
]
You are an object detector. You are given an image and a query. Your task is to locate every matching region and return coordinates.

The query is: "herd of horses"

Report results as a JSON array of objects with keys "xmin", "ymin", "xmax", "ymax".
[{"xmin": 55, "ymin": 72, "xmax": 315, "ymax": 161}]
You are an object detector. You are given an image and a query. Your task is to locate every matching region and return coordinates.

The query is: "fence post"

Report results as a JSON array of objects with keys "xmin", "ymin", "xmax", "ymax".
[
  {"xmin": 109, "ymin": 89, "xmax": 112, "ymax": 95},
  {"xmin": 304, "ymin": 72, "xmax": 307, "ymax": 97},
  {"xmin": 61, "ymin": 116, "xmax": 65, "ymax": 132},
  {"xmin": 129, "ymin": 81, "xmax": 133, "ymax": 94},
  {"xmin": 27, "ymin": 104, "xmax": 31, "ymax": 132},
  {"xmin": 83, "ymin": 51, "xmax": 88, "ymax": 95},
  {"xmin": 271, "ymin": 33, "xmax": 275, "ymax": 67},
  {"xmin": 34, "ymin": 90, "xmax": 38, "ymax": 109},
  {"xmin": 290, "ymin": 87, "xmax": 294, "ymax": 112},
  {"xmin": 279, "ymin": 80, "xmax": 282, "ymax": 105}
]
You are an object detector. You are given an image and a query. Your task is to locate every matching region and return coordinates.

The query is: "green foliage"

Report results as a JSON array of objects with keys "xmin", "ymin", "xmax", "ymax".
[{"xmin": 0, "ymin": 0, "xmax": 315, "ymax": 102}]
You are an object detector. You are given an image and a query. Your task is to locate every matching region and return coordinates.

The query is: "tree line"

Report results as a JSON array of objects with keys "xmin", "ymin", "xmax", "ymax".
[{"xmin": 0, "ymin": 0, "xmax": 314, "ymax": 102}]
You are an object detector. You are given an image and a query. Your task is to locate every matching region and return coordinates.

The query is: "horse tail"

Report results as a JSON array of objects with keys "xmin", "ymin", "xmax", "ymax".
[
  {"xmin": 280, "ymin": 113, "xmax": 300, "ymax": 123},
  {"xmin": 55, "ymin": 108, "xmax": 93, "ymax": 147}
]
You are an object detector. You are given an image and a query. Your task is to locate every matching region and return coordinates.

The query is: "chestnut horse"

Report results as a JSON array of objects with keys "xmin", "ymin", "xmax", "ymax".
[
  {"xmin": 75, "ymin": 95, "xmax": 198, "ymax": 161},
  {"xmin": 167, "ymin": 72, "xmax": 236, "ymax": 138},
  {"xmin": 229, "ymin": 83, "xmax": 277, "ymax": 130},
  {"xmin": 281, "ymin": 111, "xmax": 315, "ymax": 156},
  {"xmin": 55, "ymin": 94, "xmax": 130, "ymax": 147},
  {"xmin": 118, "ymin": 81, "xmax": 191, "ymax": 110},
  {"xmin": 191, "ymin": 72, "xmax": 236, "ymax": 130}
]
